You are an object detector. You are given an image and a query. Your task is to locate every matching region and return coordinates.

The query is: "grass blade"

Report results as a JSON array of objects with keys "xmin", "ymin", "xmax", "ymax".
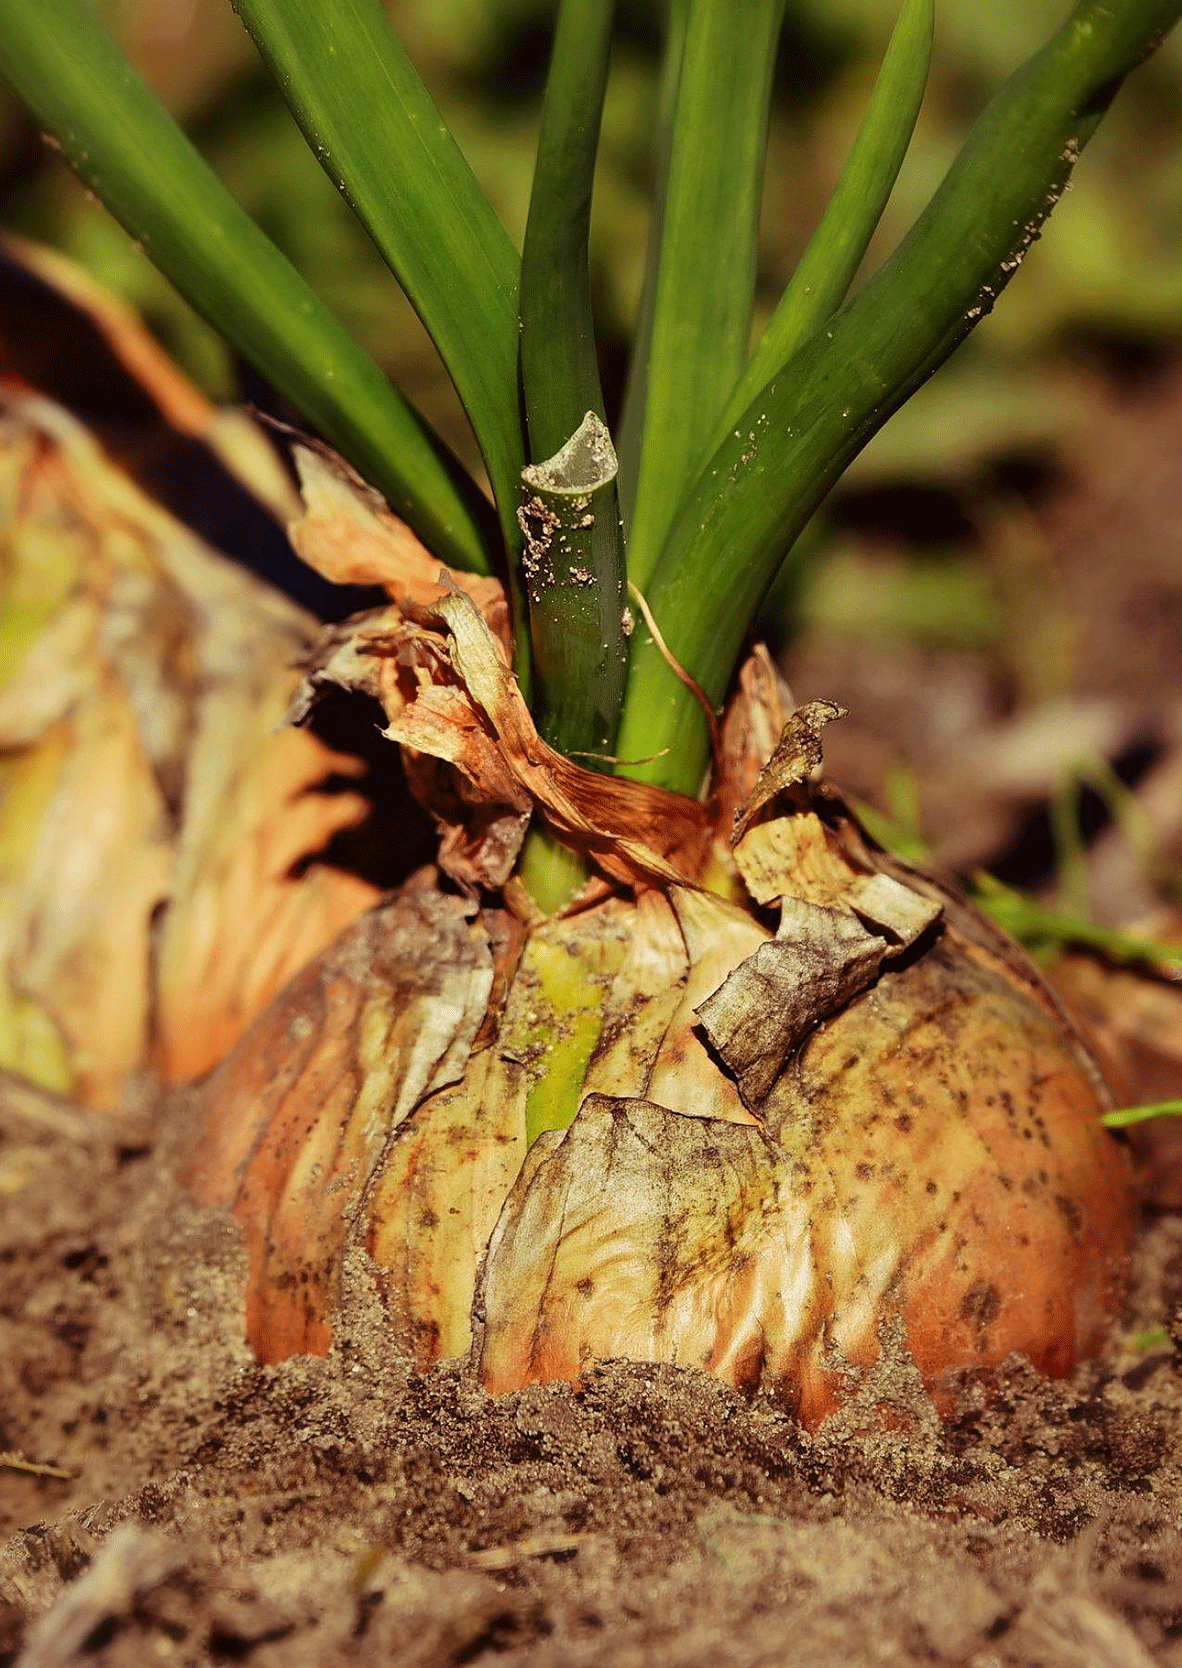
[
  {"xmin": 618, "ymin": 0, "xmax": 1182, "ymax": 795},
  {"xmin": 0, "ymin": 0, "xmax": 497, "ymax": 575},
  {"xmin": 519, "ymin": 0, "xmax": 626, "ymax": 760},
  {"xmin": 231, "ymin": 0, "xmax": 524, "ymax": 563},
  {"xmin": 619, "ymin": 0, "xmax": 786, "ymax": 590},
  {"xmin": 971, "ymin": 872, "xmax": 1182, "ymax": 977},
  {"xmin": 721, "ymin": 0, "xmax": 934, "ymax": 434}
]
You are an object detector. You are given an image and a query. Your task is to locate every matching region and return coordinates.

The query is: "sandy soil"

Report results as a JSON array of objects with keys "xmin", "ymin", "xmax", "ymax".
[{"xmin": 0, "ymin": 1062, "xmax": 1180, "ymax": 1668}]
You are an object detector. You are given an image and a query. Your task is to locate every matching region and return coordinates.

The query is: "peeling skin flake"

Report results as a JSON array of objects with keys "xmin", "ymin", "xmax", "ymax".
[
  {"xmin": 295, "ymin": 584, "xmax": 710, "ymax": 893},
  {"xmin": 477, "ymin": 1096, "xmax": 788, "ymax": 1397},
  {"xmin": 696, "ymin": 881, "xmax": 943, "ymax": 1110},
  {"xmin": 696, "ymin": 903, "xmax": 891, "ymax": 1110}
]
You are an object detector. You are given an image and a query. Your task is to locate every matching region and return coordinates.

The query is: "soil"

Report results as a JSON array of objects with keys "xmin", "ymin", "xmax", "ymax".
[
  {"xmin": 1, "ymin": 1067, "xmax": 1181, "ymax": 1668},
  {"xmin": 3, "ymin": 363, "xmax": 1182, "ymax": 1668}
]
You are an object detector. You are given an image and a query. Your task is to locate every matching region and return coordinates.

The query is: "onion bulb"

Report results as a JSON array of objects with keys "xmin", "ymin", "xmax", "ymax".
[{"xmin": 190, "ymin": 454, "xmax": 1133, "ymax": 1425}]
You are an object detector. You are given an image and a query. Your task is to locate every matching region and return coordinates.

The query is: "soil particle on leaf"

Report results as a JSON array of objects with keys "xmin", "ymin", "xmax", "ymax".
[{"xmin": 3, "ymin": 1076, "xmax": 1182, "ymax": 1666}]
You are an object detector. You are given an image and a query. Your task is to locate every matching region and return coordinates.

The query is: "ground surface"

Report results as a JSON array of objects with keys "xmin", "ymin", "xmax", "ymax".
[
  {"xmin": 1, "ymin": 1073, "xmax": 1181, "ymax": 1668},
  {"xmin": 2, "ymin": 362, "xmax": 1182, "ymax": 1668}
]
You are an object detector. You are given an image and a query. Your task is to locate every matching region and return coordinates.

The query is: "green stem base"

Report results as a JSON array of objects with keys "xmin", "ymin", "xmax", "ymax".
[{"xmin": 517, "ymin": 824, "xmax": 589, "ymax": 915}]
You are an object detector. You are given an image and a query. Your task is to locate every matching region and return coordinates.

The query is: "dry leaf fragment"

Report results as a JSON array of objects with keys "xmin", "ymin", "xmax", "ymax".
[
  {"xmin": 289, "ymin": 443, "xmax": 510, "ymax": 646},
  {"xmin": 712, "ymin": 644, "xmax": 795, "ymax": 834},
  {"xmin": 733, "ymin": 699, "xmax": 847, "ymax": 841},
  {"xmin": 297, "ymin": 584, "xmax": 712, "ymax": 892},
  {"xmin": 293, "ymin": 606, "xmax": 535, "ymax": 890}
]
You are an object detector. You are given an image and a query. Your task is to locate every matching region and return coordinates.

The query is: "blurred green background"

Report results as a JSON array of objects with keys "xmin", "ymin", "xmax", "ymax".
[{"xmin": 2, "ymin": 0, "xmax": 1180, "ymax": 684}]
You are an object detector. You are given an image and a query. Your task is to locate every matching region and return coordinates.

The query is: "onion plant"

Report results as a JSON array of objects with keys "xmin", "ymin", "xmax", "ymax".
[
  {"xmin": 2, "ymin": 0, "xmax": 1178, "ymax": 1418},
  {"xmin": 5, "ymin": 0, "xmax": 1179, "ymax": 898}
]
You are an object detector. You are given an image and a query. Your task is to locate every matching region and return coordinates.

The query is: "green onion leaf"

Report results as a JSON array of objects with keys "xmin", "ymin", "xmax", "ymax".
[
  {"xmin": 617, "ymin": 0, "xmax": 1182, "ymax": 795},
  {"xmin": 615, "ymin": 0, "xmax": 688, "ymax": 530},
  {"xmin": 519, "ymin": 415, "xmax": 625, "ymax": 759},
  {"xmin": 520, "ymin": 0, "xmax": 626, "ymax": 759},
  {"xmin": 1104, "ymin": 1102, "xmax": 1182, "ymax": 1130},
  {"xmin": 229, "ymin": 0, "xmax": 524, "ymax": 561},
  {"xmin": 971, "ymin": 873, "xmax": 1182, "ymax": 976},
  {"xmin": 0, "ymin": 0, "xmax": 496, "ymax": 575},
  {"xmin": 618, "ymin": 0, "xmax": 786, "ymax": 590},
  {"xmin": 721, "ymin": 0, "xmax": 934, "ymax": 436}
]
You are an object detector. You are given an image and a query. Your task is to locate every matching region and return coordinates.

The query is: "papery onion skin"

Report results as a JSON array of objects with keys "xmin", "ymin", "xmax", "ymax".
[
  {"xmin": 187, "ymin": 880, "xmax": 494, "ymax": 1361},
  {"xmin": 192, "ymin": 855, "xmax": 1132, "ymax": 1426},
  {"xmin": 0, "ymin": 391, "xmax": 381, "ymax": 1107}
]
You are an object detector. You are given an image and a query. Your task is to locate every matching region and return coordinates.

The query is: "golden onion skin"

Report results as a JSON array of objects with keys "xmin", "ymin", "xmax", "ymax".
[
  {"xmin": 775, "ymin": 932, "xmax": 1131, "ymax": 1422},
  {"xmin": 192, "ymin": 857, "xmax": 1133, "ymax": 1426}
]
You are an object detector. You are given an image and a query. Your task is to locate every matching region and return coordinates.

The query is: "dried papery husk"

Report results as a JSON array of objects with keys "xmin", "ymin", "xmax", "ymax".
[
  {"xmin": 0, "ymin": 391, "xmax": 381, "ymax": 1105},
  {"xmin": 288, "ymin": 444, "xmax": 509, "ymax": 646},
  {"xmin": 190, "ymin": 450, "xmax": 1133, "ymax": 1425},
  {"xmin": 287, "ymin": 467, "xmax": 712, "ymax": 895}
]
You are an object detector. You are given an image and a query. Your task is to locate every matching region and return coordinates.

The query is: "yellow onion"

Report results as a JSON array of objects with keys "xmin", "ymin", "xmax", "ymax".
[
  {"xmin": 0, "ymin": 384, "xmax": 379, "ymax": 1107},
  {"xmin": 190, "ymin": 455, "xmax": 1133, "ymax": 1426}
]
